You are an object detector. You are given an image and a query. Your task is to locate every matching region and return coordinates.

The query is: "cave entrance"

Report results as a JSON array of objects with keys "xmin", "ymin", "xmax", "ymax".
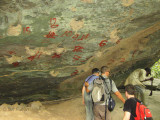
[
  {"xmin": 151, "ymin": 59, "xmax": 160, "ymax": 79},
  {"xmin": 150, "ymin": 59, "xmax": 160, "ymax": 90}
]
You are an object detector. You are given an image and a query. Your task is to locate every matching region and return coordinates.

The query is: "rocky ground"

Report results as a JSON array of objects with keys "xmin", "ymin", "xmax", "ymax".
[
  {"xmin": 0, "ymin": 88, "xmax": 159, "ymax": 120},
  {"xmin": 0, "ymin": 79, "xmax": 159, "ymax": 120}
]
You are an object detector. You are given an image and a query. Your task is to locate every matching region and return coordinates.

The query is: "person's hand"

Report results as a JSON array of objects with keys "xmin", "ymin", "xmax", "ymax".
[
  {"xmin": 84, "ymin": 81, "xmax": 89, "ymax": 87},
  {"xmin": 82, "ymin": 99, "xmax": 85, "ymax": 105},
  {"xmin": 150, "ymin": 77, "xmax": 154, "ymax": 81}
]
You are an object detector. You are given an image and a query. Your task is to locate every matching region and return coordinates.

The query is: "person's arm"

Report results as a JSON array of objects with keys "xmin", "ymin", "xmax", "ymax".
[
  {"xmin": 140, "ymin": 69, "xmax": 154, "ymax": 82},
  {"xmin": 85, "ymin": 81, "xmax": 90, "ymax": 93},
  {"xmin": 85, "ymin": 80, "xmax": 94, "ymax": 93},
  {"xmin": 123, "ymin": 111, "xmax": 131, "ymax": 120},
  {"xmin": 82, "ymin": 86, "xmax": 85, "ymax": 105},
  {"xmin": 114, "ymin": 91, "xmax": 125, "ymax": 103},
  {"xmin": 111, "ymin": 80, "xmax": 125, "ymax": 103},
  {"xmin": 141, "ymin": 77, "xmax": 154, "ymax": 82}
]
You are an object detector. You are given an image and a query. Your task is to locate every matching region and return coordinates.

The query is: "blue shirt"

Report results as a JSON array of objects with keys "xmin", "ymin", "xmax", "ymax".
[
  {"xmin": 84, "ymin": 75, "xmax": 99, "ymax": 103},
  {"xmin": 85, "ymin": 75, "xmax": 99, "ymax": 84}
]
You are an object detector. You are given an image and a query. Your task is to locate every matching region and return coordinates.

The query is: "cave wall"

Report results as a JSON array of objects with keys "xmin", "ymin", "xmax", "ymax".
[{"xmin": 0, "ymin": 0, "xmax": 160, "ymax": 104}]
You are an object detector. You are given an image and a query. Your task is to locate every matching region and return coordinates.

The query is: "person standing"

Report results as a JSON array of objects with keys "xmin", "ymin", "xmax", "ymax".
[
  {"xmin": 85, "ymin": 66, "xmax": 125, "ymax": 120},
  {"xmin": 82, "ymin": 68, "xmax": 100, "ymax": 120},
  {"xmin": 123, "ymin": 84, "xmax": 138, "ymax": 120},
  {"xmin": 124, "ymin": 68, "xmax": 153, "ymax": 105}
]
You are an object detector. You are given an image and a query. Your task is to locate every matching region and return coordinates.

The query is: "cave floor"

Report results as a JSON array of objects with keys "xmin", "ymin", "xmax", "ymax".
[{"xmin": 0, "ymin": 90, "xmax": 159, "ymax": 120}]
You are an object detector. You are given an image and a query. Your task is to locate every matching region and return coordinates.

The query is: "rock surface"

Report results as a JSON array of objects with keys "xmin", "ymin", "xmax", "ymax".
[
  {"xmin": 0, "ymin": 90, "xmax": 159, "ymax": 120},
  {"xmin": 157, "ymin": 83, "xmax": 160, "ymax": 90},
  {"xmin": 0, "ymin": 0, "xmax": 160, "ymax": 103}
]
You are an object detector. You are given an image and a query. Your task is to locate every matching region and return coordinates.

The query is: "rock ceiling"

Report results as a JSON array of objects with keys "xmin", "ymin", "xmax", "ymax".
[{"xmin": 0, "ymin": 0, "xmax": 160, "ymax": 103}]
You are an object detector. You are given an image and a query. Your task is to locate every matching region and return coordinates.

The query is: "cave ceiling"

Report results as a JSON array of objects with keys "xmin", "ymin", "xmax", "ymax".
[{"xmin": 0, "ymin": 0, "xmax": 160, "ymax": 103}]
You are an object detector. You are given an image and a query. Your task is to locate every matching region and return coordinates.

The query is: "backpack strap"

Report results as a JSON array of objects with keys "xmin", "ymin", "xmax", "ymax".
[
  {"xmin": 105, "ymin": 79, "xmax": 112, "ymax": 94},
  {"xmin": 99, "ymin": 75, "xmax": 108, "ymax": 120},
  {"xmin": 103, "ymin": 78, "xmax": 112, "ymax": 120},
  {"xmin": 108, "ymin": 79, "xmax": 112, "ymax": 99},
  {"xmin": 100, "ymin": 76, "xmax": 112, "ymax": 95},
  {"xmin": 131, "ymin": 97, "xmax": 142, "ymax": 104},
  {"xmin": 99, "ymin": 75, "xmax": 105, "ymax": 81},
  {"xmin": 130, "ymin": 98, "xmax": 142, "ymax": 119},
  {"xmin": 109, "ymin": 79, "xmax": 112, "ymax": 93}
]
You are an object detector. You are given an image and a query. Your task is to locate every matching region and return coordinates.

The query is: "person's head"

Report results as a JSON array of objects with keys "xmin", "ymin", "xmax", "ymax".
[
  {"xmin": 125, "ymin": 84, "xmax": 135, "ymax": 99},
  {"xmin": 101, "ymin": 66, "xmax": 110, "ymax": 76},
  {"xmin": 92, "ymin": 68, "xmax": 100, "ymax": 76},
  {"xmin": 145, "ymin": 67, "xmax": 151, "ymax": 76}
]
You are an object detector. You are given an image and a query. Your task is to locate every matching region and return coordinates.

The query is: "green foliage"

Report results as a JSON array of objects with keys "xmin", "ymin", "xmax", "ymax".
[{"xmin": 151, "ymin": 59, "xmax": 160, "ymax": 78}]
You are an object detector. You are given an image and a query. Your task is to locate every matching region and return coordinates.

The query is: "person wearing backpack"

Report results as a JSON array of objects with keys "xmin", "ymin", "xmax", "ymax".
[
  {"xmin": 123, "ymin": 84, "xmax": 153, "ymax": 120},
  {"xmin": 85, "ymin": 66, "xmax": 125, "ymax": 120},
  {"xmin": 82, "ymin": 68, "xmax": 100, "ymax": 120}
]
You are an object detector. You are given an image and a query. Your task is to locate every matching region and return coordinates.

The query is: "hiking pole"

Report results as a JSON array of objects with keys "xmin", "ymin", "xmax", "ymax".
[{"xmin": 149, "ymin": 79, "xmax": 153, "ymax": 96}]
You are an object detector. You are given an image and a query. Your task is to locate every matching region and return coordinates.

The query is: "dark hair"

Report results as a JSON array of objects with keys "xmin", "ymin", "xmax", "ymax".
[
  {"xmin": 101, "ymin": 66, "xmax": 109, "ymax": 74},
  {"xmin": 125, "ymin": 84, "xmax": 135, "ymax": 95},
  {"xmin": 145, "ymin": 67, "xmax": 151, "ymax": 75},
  {"xmin": 92, "ymin": 68, "xmax": 100, "ymax": 74}
]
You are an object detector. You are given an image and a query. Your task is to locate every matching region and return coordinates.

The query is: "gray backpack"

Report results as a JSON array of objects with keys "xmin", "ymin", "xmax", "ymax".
[{"xmin": 92, "ymin": 76, "xmax": 110, "ymax": 103}]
